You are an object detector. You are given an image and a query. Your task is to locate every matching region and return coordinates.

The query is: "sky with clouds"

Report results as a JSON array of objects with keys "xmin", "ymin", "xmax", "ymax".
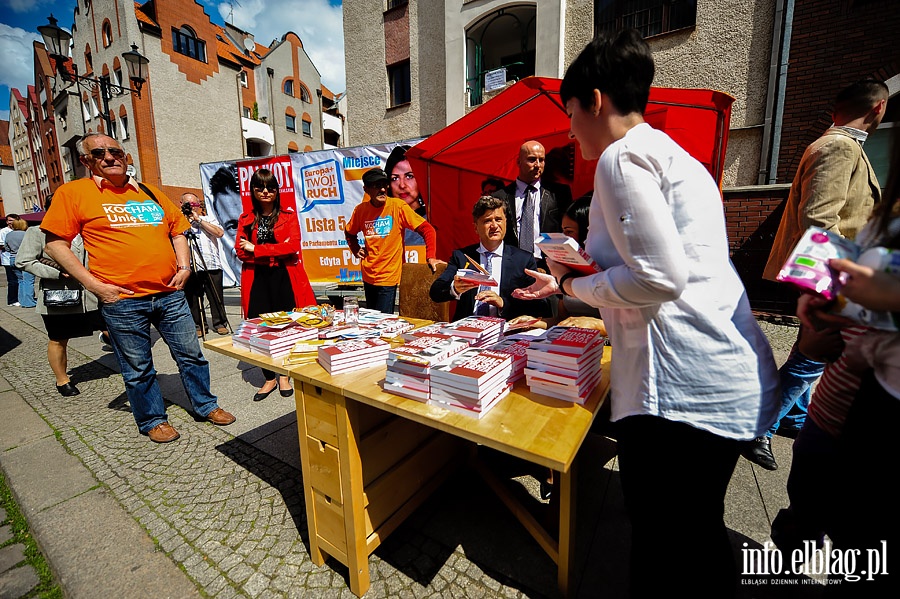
[{"xmin": 0, "ymin": 0, "xmax": 345, "ymax": 120}]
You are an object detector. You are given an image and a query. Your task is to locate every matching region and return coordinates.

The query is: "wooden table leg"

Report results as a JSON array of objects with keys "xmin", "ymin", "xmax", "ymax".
[
  {"xmin": 295, "ymin": 388, "xmax": 326, "ymax": 566},
  {"xmin": 336, "ymin": 397, "xmax": 370, "ymax": 597},
  {"xmin": 558, "ymin": 459, "xmax": 577, "ymax": 597}
]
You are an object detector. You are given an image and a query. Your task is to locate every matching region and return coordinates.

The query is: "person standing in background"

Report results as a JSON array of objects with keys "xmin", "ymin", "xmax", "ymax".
[
  {"xmin": 1, "ymin": 213, "xmax": 21, "ymax": 305},
  {"xmin": 748, "ymin": 79, "xmax": 889, "ymax": 471},
  {"xmin": 4, "ymin": 218, "xmax": 36, "ymax": 308},
  {"xmin": 181, "ymin": 193, "xmax": 229, "ymax": 336},
  {"xmin": 344, "ymin": 168, "xmax": 442, "ymax": 314}
]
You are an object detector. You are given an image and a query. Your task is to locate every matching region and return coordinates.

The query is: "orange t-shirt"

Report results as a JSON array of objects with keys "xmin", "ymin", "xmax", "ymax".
[
  {"xmin": 42, "ymin": 177, "xmax": 191, "ymax": 298},
  {"xmin": 345, "ymin": 196, "xmax": 425, "ymax": 286}
]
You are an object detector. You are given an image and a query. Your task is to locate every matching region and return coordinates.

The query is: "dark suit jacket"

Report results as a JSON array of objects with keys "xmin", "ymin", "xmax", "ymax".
[
  {"xmin": 429, "ymin": 243, "xmax": 552, "ymax": 321},
  {"xmin": 492, "ymin": 180, "xmax": 572, "ymax": 249}
]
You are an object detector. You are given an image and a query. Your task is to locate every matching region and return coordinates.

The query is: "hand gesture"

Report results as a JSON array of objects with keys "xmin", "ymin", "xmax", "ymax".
[{"xmin": 512, "ymin": 269, "xmax": 560, "ymax": 300}]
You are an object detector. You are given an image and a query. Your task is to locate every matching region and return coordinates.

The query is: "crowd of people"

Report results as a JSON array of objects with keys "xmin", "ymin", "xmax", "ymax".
[{"xmin": 2, "ymin": 26, "xmax": 895, "ymax": 599}]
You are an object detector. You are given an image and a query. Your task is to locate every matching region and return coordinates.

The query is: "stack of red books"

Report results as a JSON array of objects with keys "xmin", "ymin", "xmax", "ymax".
[
  {"xmin": 317, "ymin": 338, "xmax": 391, "ymax": 375},
  {"xmin": 231, "ymin": 318, "xmax": 265, "ymax": 351},
  {"xmin": 429, "ymin": 347, "xmax": 513, "ymax": 418},
  {"xmin": 399, "ymin": 322, "xmax": 450, "ymax": 341},
  {"xmin": 524, "ymin": 326, "xmax": 605, "ymax": 404},
  {"xmin": 368, "ymin": 318, "xmax": 416, "ymax": 339},
  {"xmin": 487, "ymin": 338, "xmax": 530, "ymax": 383},
  {"xmin": 439, "ymin": 316, "xmax": 505, "ymax": 347},
  {"xmin": 383, "ymin": 334, "xmax": 471, "ymax": 401},
  {"xmin": 249, "ymin": 325, "xmax": 319, "ymax": 358}
]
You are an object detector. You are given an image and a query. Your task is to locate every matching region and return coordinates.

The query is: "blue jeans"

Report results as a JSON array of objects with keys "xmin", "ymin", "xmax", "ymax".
[
  {"xmin": 767, "ymin": 342, "xmax": 824, "ymax": 437},
  {"xmin": 363, "ymin": 282, "xmax": 397, "ymax": 315},
  {"xmin": 4, "ymin": 265, "xmax": 18, "ymax": 305},
  {"xmin": 101, "ymin": 291, "xmax": 220, "ymax": 433},
  {"xmin": 13, "ymin": 267, "xmax": 36, "ymax": 307}
]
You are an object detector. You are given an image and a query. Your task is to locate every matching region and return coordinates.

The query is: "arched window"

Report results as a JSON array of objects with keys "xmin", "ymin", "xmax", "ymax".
[
  {"xmin": 465, "ymin": 6, "xmax": 536, "ymax": 106},
  {"xmin": 299, "ymin": 83, "xmax": 311, "ymax": 103},
  {"xmin": 84, "ymin": 44, "xmax": 93, "ymax": 73},
  {"xmin": 172, "ymin": 26, "xmax": 207, "ymax": 62},
  {"xmin": 102, "ymin": 21, "xmax": 113, "ymax": 47},
  {"xmin": 283, "ymin": 79, "xmax": 294, "ymax": 96},
  {"xmin": 285, "ymin": 114, "xmax": 296, "ymax": 132},
  {"xmin": 301, "ymin": 113, "xmax": 312, "ymax": 137}
]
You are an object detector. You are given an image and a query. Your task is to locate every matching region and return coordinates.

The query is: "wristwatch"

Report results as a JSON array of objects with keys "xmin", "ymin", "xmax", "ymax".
[{"xmin": 177, "ymin": 265, "xmax": 191, "ymax": 271}]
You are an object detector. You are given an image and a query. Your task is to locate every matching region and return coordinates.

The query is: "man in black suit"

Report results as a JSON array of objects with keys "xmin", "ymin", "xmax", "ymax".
[
  {"xmin": 430, "ymin": 196, "xmax": 551, "ymax": 321},
  {"xmin": 491, "ymin": 140, "xmax": 571, "ymax": 259}
]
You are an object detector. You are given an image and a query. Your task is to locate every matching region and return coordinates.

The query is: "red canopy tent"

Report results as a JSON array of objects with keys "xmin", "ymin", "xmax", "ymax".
[{"xmin": 406, "ymin": 77, "xmax": 734, "ymax": 259}]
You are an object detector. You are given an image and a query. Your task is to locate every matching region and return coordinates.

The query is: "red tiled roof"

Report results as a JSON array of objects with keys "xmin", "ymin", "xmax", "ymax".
[{"xmin": 135, "ymin": 2, "xmax": 159, "ymax": 28}]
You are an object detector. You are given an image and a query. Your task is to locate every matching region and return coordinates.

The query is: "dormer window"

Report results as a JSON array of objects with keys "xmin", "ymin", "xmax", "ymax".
[{"xmin": 172, "ymin": 26, "xmax": 207, "ymax": 62}]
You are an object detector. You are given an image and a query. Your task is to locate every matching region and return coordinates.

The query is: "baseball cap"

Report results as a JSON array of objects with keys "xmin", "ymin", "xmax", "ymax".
[{"xmin": 362, "ymin": 168, "xmax": 389, "ymax": 186}]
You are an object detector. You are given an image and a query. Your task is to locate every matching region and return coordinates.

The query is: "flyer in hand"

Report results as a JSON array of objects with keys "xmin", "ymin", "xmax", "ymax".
[
  {"xmin": 455, "ymin": 269, "xmax": 498, "ymax": 287},
  {"xmin": 535, "ymin": 233, "xmax": 601, "ymax": 275}
]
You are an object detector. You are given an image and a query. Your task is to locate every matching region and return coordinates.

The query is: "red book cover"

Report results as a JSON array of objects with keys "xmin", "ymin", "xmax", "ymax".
[
  {"xmin": 430, "ymin": 348, "xmax": 512, "ymax": 389},
  {"xmin": 528, "ymin": 326, "xmax": 605, "ymax": 355},
  {"xmin": 388, "ymin": 334, "xmax": 470, "ymax": 367},
  {"xmin": 319, "ymin": 338, "xmax": 390, "ymax": 362},
  {"xmin": 535, "ymin": 233, "xmax": 601, "ymax": 275},
  {"xmin": 440, "ymin": 316, "xmax": 505, "ymax": 338}
]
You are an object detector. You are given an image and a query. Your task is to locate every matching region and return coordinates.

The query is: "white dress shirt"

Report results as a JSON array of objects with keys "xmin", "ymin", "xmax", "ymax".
[{"xmin": 571, "ymin": 123, "xmax": 780, "ymax": 440}]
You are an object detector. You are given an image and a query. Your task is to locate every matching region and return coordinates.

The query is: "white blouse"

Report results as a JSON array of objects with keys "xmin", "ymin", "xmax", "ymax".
[{"xmin": 571, "ymin": 123, "xmax": 780, "ymax": 440}]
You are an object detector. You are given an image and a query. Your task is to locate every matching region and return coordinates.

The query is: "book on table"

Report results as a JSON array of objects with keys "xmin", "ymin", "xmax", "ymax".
[
  {"xmin": 440, "ymin": 316, "xmax": 505, "ymax": 346},
  {"xmin": 527, "ymin": 326, "xmax": 606, "ymax": 355},
  {"xmin": 317, "ymin": 338, "xmax": 391, "ymax": 374},
  {"xmin": 430, "ymin": 382, "xmax": 512, "ymax": 419},
  {"xmin": 388, "ymin": 334, "xmax": 471, "ymax": 367},
  {"xmin": 429, "ymin": 348, "xmax": 513, "ymax": 392},
  {"xmin": 400, "ymin": 322, "xmax": 450, "ymax": 341},
  {"xmin": 487, "ymin": 338, "xmax": 530, "ymax": 383},
  {"xmin": 535, "ymin": 233, "xmax": 601, "ymax": 275}
]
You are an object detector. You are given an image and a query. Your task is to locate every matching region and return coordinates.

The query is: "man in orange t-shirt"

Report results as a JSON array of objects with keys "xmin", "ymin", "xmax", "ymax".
[
  {"xmin": 42, "ymin": 133, "xmax": 235, "ymax": 443},
  {"xmin": 344, "ymin": 168, "xmax": 442, "ymax": 314}
]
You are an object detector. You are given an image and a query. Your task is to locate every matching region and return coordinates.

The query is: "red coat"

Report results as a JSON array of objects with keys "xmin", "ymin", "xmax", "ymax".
[{"xmin": 235, "ymin": 207, "xmax": 316, "ymax": 317}]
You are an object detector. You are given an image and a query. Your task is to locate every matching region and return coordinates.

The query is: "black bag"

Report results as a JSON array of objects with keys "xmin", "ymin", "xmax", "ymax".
[{"xmin": 43, "ymin": 288, "xmax": 82, "ymax": 306}]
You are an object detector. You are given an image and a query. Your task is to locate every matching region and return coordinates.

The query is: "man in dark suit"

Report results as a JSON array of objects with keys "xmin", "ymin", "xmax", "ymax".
[
  {"xmin": 491, "ymin": 140, "xmax": 572, "ymax": 259},
  {"xmin": 430, "ymin": 196, "xmax": 551, "ymax": 321}
]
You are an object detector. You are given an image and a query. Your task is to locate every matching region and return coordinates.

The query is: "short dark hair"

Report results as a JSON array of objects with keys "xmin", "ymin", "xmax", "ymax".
[
  {"xmin": 833, "ymin": 79, "xmax": 889, "ymax": 121},
  {"xmin": 481, "ymin": 178, "xmax": 505, "ymax": 193},
  {"xmin": 564, "ymin": 195, "xmax": 592, "ymax": 246},
  {"xmin": 6, "ymin": 213, "xmax": 20, "ymax": 220},
  {"xmin": 209, "ymin": 165, "xmax": 238, "ymax": 195},
  {"xmin": 385, "ymin": 144, "xmax": 410, "ymax": 177},
  {"xmin": 249, "ymin": 168, "xmax": 282, "ymax": 222},
  {"xmin": 472, "ymin": 195, "xmax": 505, "ymax": 222},
  {"xmin": 560, "ymin": 29, "xmax": 655, "ymax": 116}
]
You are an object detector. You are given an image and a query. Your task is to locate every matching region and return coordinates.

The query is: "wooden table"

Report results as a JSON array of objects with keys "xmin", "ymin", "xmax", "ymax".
[{"xmin": 205, "ymin": 334, "xmax": 611, "ymax": 597}]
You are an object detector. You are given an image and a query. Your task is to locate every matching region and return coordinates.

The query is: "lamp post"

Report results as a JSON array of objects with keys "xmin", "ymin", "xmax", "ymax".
[{"xmin": 38, "ymin": 14, "xmax": 149, "ymax": 135}]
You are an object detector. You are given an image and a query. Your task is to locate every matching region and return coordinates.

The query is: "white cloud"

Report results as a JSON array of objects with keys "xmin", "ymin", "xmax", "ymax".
[
  {"xmin": 2, "ymin": 0, "xmax": 56, "ymax": 13},
  {"xmin": 0, "ymin": 22, "xmax": 41, "ymax": 100},
  {"xmin": 214, "ymin": 0, "xmax": 345, "ymax": 93}
]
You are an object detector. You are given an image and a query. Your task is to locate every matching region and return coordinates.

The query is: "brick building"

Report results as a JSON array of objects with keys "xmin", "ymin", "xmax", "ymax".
[{"xmin": 7, "ymin": 89, "xmax": 38, "ymax": 213}]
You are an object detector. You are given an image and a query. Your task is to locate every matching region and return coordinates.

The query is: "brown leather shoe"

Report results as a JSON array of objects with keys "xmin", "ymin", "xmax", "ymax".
[
  {"xmin": 147, "ymin": 422, "xmax": 180, "ymax": 443},
  {"xmin": 215, "ymin": 326, "xmax": 229, "ymax": 335},
  {"xmin": 206, "ymin": 407, "xmax": 236, "ymax": 426}
]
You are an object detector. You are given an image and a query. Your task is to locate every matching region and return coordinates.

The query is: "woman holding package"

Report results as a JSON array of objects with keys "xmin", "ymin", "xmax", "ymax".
[
  {"xmin": 514, "ymin": 30, "xmax": 779, "ymax": 598},
  {"xmin": 236, "ymin": 168, "xmax": 316, "ymax": 401},
  {"xmin": 15, "ymin": 197, "xmax": 104, "ymax": 396}
]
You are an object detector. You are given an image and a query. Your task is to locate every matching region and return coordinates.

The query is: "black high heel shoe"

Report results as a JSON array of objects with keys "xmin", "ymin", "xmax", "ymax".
[
  {"xmin": 253, "ymin": 383, "xmax": 277, "ymax": 402},
  {"xmin": 56, "ymin": 382, "xmax": 80, "ymax": 397}
]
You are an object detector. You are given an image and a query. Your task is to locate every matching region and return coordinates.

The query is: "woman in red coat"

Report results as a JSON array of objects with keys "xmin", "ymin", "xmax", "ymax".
[{"xmin": 236, "ymin": 168, "xmax": 316, "ymax": 401}]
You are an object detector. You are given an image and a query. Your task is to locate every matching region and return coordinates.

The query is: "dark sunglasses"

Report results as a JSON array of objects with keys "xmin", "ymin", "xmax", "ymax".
[
  {"xmin": 253, "ymin": 185, "xmax": 277, "ymax": 193},
  {"xmin": 88, "ymin": 147, "xmax": 126, "ymax": 160}
]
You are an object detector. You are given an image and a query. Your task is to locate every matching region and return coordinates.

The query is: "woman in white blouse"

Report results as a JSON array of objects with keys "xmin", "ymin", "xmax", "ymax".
[{"xmin": 515, "ymin": 30, "xmax": 780, "ymax": 598}]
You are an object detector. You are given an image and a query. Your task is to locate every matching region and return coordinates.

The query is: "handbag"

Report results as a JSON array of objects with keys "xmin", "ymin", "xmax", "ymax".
[{"xmin": 44, "ymin": 288, "xmax": 82, "ymax": 306}]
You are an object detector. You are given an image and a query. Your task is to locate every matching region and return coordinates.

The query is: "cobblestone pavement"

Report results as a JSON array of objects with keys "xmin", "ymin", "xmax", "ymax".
[{"xmin": 0, "ymin": 287, "xmax": 809, "ymax": 599}]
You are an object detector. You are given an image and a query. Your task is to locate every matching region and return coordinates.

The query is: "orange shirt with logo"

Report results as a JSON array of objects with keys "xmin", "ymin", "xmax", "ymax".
[
  {"xmin": 42, "ymin": 177, "xmax": 191, "ymax": 298},
  {"xmin": 345, "ymin": 196, "xmax": 425, "ymax": 286}
]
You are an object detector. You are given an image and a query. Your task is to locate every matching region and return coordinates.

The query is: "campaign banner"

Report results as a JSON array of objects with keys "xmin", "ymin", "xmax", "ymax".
[{"xmin": 200, "ymin": 140, "xmax": 425, "ymax": 287}]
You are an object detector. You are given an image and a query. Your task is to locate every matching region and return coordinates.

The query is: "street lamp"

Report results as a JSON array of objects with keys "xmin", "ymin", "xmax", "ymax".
[{"xmin": 38, "ymin": 14, "xmax": 149, "ymax": 136}]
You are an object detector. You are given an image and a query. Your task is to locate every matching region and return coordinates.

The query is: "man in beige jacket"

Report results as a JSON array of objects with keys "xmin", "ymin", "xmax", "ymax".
[{"xmin": 744, "ymin": 79, "xmax": 889, "ymax": 471}]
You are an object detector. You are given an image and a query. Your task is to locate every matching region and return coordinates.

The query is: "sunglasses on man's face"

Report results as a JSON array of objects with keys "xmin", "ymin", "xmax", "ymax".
[{"xmin": 88, "ymin": 147, "xmax": 126, "ymax": 160}]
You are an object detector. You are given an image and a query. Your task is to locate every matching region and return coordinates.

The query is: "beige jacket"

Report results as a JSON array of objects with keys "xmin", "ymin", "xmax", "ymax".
[{"xmin": 763, "ymin": 127, "xmax": 881, "ymax": 281}]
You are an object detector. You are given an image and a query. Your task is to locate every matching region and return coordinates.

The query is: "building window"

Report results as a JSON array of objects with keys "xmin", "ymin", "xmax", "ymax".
[
  {"xmin": 299, "ymin": 84, "xmax": 311, "ymax": 103},
  {"xmin": 85, "ymin": 47, "xmax": 93, "ymax": 72},
  {"xmin": 102, "ymin": 21, "xmax": 112, "ymax": 47},
  {"xmin": 465, "ymin": 6, "xmax": 536, "ymax": 107},
  {"xmin": 243, "ymin": 106, "xmax": 251, "ymax": 118},
  {"xmin": 302, "ymin": 119, "xmax": 312, "ymax": 137},
  {"xmin": 109, "ymin": 117, "xmax": 117, "ymax": 139},
  {"xmin": 114, "ymin": 66, "xmax": 123, "ymax": 87},
  {"xmin": 595, "ymin": 0, "xmax": 697, "ymax": 39},
  {"xmin": 120, "ymin": 114, "xmax": 129, "ymax": 140},
  {"xmin": 240, "ymin": 71, "xmax": 249, "ymax": 87},
  {"xmin": 286, "ymin": 114, "xmax": 296, "ymax": 132},
  {"xmin": 388, "ymin": 61, "xmax": 411, "ymax": 107},
  {"xmin": 283, "ymin": 79, "xmax": 294, "ymax": 96},
  {"xmin": 387, "ymin": 0, "xmax": 408, "ymax": 9},
  {"xmin": 172, "ymin": 26, "xmax": 207, "ymax": 62}
]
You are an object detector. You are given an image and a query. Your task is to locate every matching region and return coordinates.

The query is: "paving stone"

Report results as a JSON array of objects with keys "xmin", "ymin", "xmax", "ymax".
[
  {"xmin": 0, "ymin": 544, "xmax": 25, "ymax": 574},
  {"xmin": 0, "ymin": 565, "xmax": 39, "ymax": 598},
  {"xmin": 0, "ymin": 525, "xmax": 12, "ymax": 545}
]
